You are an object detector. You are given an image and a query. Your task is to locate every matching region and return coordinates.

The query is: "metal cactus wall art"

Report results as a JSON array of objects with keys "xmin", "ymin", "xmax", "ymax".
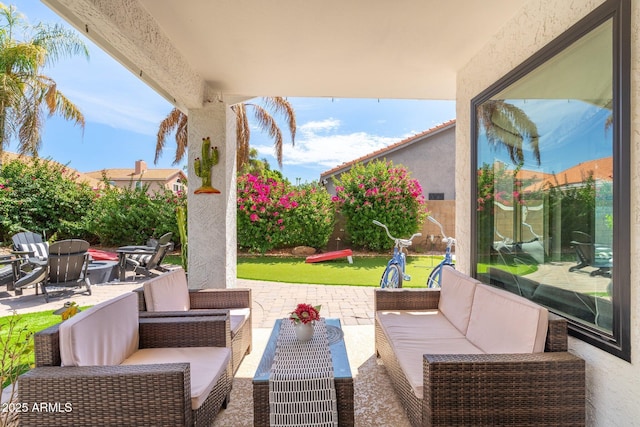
[{"xmin": 194, "ymin": 136, "xmax": 220, "ymax": 194}]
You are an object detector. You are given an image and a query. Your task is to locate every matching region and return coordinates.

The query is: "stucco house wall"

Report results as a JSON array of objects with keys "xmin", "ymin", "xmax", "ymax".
[
  {"xmin": 456, "ymin": 0, "xmax": 638, "ymax": 424},
  {"xmin": 321, "ymin": 121, "xmax": 456, "ymax": 200}
]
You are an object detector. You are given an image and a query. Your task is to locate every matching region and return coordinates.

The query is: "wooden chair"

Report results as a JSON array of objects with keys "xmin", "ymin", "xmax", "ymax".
[
  {"xmin": 14, "ymin": 239, "xmax": 91, "ymax": 302},
  {"xmin": 124, "ymin": 232, "xmax": 173, "ymax": 279}
]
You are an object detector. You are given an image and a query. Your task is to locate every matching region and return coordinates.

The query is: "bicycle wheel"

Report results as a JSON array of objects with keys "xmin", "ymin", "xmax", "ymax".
[
  {"xmin": 380, "ymin": 263, "xmax": 403, "ymax": 288},
  {"xmin": 426, "ymin": 263, "xmax": 446, "ymax": 288}
]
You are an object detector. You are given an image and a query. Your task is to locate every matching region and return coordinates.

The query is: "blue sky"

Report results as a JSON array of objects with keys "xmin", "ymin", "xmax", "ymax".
[{"xmin": 7, "ymin": 1, "xmax": 456, "ymax": 184}]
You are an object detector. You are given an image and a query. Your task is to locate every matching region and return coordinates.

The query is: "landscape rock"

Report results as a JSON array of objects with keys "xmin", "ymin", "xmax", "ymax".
[{"xmin": 292, "ymin": 246, "xmax": 316, "ymax": 256}]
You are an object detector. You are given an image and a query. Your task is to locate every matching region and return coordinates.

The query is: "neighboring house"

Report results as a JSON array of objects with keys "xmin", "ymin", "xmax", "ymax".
[
  {"xmin": 85, "ymin": 160, "xmax": 187, "ymax": 195},
  {"xmin": 0, "ymin": 151, "xmax": 102, "ymax": 188},
  {"xmin": 319, "ymin": 120, "xmax": 456, "ymax": 252},
  {"xmin": 320, "ymin": 119, "xmax": 456, "ymax": 200}
]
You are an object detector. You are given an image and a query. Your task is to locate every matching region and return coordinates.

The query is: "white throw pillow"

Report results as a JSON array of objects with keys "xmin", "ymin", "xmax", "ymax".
[
  {"xmin": 17, "ymin": 242, "xmax": 49, "ymax": 261},
  {"xmin": 143, "ymin": 268, "xmax": 190, "ymax": 311}
]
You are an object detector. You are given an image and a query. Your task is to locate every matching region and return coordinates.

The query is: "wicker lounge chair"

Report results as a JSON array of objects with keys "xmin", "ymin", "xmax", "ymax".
[
  {"xmin": 19, "ymin": 292, "xmax": 232, "ymax": 426},
  {"xmin": 135, "ymin": 268, "xmax": 252, "ymax": 375}
]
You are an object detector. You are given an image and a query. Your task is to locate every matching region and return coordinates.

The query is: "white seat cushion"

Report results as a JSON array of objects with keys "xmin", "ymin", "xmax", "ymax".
[
  {"xmin": 60, "ymin": 293, "xmax": 139, "ymax": 366},
  {"xmin": 143, "ymin": 268, "xmax": 190, "ymax": 311},
  {"xmin": 466, "ymin": 283, "xmax": 549, "ymax": 353},
  {"xmin": 122, "ymin": 347, "xmax": 231, "ymax": 410},
  {"xmin": 438, "ymin": 266, "xmax": 479, "ymax": 335},
  {"xmin": 229, "ymin": 308, "xmax": 250, "ymax": 336},
  {"xmin": 377, "ymin": 310, "xmax": 465, "ymax": 340}
]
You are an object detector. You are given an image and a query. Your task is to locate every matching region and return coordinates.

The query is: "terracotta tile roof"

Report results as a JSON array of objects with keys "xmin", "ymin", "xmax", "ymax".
[
  {"xmin": 0, "ymin": 151, "xmax": 101, "ymax": 187},
  {"xmin": 320, "ymin": 119, "xmax": 456, "ymax": 179},
  {"xmin": 517, "ymin": 157, "xmax": 613, "ymax": 192},
  {"xmin": 84, "ymin": 168, "xmax": 185, "ymax": 181}
]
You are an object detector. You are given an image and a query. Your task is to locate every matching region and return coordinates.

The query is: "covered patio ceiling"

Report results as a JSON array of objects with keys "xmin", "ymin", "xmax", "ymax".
[{"xmin": 43, "ymin": 0, "xmax": 528, "ymax": 109}]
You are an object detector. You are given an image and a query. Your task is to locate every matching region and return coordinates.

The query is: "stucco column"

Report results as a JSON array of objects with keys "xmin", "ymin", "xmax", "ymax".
[{"xmin": 187, "ymin": 102, "xmax": 237, "ymax": 289}]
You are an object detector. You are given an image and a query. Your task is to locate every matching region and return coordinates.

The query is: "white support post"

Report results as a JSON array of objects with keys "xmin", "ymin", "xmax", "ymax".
[{"xmin": 187, "ymin": 102, "xmax": 237, "ymax": 289}]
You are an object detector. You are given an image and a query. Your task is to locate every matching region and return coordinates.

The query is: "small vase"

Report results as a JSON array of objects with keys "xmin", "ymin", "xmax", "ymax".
[{"xmin": 294, "ymin": 322, "xmax": 314, "ymax": 342}]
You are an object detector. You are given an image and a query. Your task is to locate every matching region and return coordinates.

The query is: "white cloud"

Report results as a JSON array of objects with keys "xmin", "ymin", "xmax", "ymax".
[
  {"xmin": 299, "ymin": 118, "xmax": 341, "ymax": 135},
  {"xmin": 254, "ymin": 119, "xmax": 400, "ymax": 168}
]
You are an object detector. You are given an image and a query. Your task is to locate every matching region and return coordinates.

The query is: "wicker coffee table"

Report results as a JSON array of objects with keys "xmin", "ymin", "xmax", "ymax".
[{"xmin": 252, "ymin": 318, "xmax": 354, "ymax": 426}]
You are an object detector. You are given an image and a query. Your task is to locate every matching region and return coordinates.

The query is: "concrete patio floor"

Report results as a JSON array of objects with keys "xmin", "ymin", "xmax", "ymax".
[{"xmin": 0, "ymin": 277, "xmax": 376, "ymax": 328}]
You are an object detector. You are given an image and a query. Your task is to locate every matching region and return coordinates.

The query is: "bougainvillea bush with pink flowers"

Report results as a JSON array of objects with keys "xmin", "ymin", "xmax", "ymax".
[
  {"xmin": 237, "ymin": 171, "xmax": 334, "ymax": 253},
  {"xmin": 332, "ymin": 160, "xmax": 427, "ymax": 251}
]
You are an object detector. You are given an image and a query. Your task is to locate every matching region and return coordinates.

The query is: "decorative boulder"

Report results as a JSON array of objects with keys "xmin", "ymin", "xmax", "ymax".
[{"xmin": 292, "ymin": 246, "xmax": 316, "ymax": 256}]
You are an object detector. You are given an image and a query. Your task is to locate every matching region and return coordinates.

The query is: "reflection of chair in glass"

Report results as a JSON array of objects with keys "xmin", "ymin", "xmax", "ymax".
[
  {"xmin": 493, "ymin": 229, "xmax": 544, "ymax": 266},
  {"xmin": 14, "ymin": 239, "xmax": 92, "ymax": 302},
  {"xmin": 569, "ymin": 231, "xmax": 612, "ymax": 277}
]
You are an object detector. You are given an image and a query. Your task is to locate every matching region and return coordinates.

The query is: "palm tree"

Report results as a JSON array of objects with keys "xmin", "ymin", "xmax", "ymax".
[
  {"xmin": 0, "ymin": 4, "xmax": 88, "ymax": 156},
  {"xmin": 155, "ymin": 97, "xmax": 296, "ymax": 169},
  {"xmin": 477, "ymin": 100, "xmax": 540, "ymax": 166}
]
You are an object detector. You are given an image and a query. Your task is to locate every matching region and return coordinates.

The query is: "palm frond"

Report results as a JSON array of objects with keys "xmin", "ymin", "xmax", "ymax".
[
  {"xmin": 32, "ymin": 23, "xmax": 89, "ymax": 65},
  {"xmin": 46, "ymin": 86, "xmax": 85, "ymax": 128},
  {"xmin": 17, "ymin": 95, "xmax": 42, "ymax": 156},
  {"xmin": 250, "ymin": 103, "xmax": 283, "ymax": 167},
  {"xmin": 233, "ymin": 103, "xmax": 251, "ymax": 169},
  {"xmin": 261, "ymin": 96, "xmax": 296, "ymax": 144},
  {"xmin": 155, "ymin": 107, "xmax": 186, "ymax": 164},
  {"xmin": 1, "ymin": 43, "xmax": 45, "ymax": 75},
  {"xmin": 173, "ymin": 111, "xmax": 188, "ymax": 165},
  {"xmin": 479, "ymin": 100, "xmax": 540, "ymax": 165}
]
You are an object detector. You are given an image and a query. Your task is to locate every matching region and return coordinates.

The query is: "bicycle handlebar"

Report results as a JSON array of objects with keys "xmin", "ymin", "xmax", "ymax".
[
  {"xmin": 427, "ymin": 216, "xmax": 456, "ymax": 247},
  {"xmin": 373, "ymin": 220, "xmax": 422, "ymax": 247}
]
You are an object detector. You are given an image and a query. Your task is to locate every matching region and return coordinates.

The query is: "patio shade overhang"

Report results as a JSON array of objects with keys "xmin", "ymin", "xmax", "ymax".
[{"xmin": 42, "ymin": 0, "xmax": 528, "ymax": 108}]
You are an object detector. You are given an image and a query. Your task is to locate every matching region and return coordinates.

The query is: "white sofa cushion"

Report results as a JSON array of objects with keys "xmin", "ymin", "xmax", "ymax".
[
  {"xmin": 377, "ymin": 309, "xmax": 483, "ymax": 399},
  {"xmin": 466, "ymin": 283, "xmax": 549, "ymax": 353},
  {"xmin": 122, "ymin": 347, "xmax": 231, "ymax": 410},
  {"xmin": 377, "ymin": 310, "xmax": 465, "ymax": 340},
  {"xmin": 143, "ymin": 268, "xmax": 190, "ymax": 311},
  {"xmin": 438, "ymin": 266, "xmax": 479, "ymax": 334},
  {"xmin": 395, "ymin": 337, "xmax": 484, "ymax": 399},
  {"xmin": 60, "ymin": 293, "xmax": 139, "ymax": 366}
]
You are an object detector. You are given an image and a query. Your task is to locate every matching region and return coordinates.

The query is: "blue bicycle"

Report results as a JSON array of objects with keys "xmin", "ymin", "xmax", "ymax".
[
  {"xmin": 374, "ymin": 220, "xmax": 422, "ymax": 288},
  {"xmin": 426, "ymin": 216, "xmax": 456, "ymax": 288}
]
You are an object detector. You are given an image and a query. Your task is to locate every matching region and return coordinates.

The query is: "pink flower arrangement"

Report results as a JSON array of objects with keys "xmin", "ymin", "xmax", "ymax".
[{"xmin": 289, "ymin": 303, "xmax": 321, "ymax": 325}]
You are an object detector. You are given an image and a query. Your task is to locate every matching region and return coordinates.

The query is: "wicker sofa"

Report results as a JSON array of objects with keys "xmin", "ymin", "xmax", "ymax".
[
  {"xmin": 375, "ymin": 266, "xmax": 585, "ymax": 426},
  {"xmin": 135, "ymin": 267, "xmax": 252, "ymax": 375},
  {"xmin": 19, "ymin": 292, "xmax": 233, "ymax": 426}
]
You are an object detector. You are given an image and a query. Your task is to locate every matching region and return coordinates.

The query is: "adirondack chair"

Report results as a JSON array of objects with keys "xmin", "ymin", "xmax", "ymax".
[
  {"xmin": 11, "ymin": 231, "xmax": 49, "ymax": 263},
  {"xmin": 14, "ymin": 239, "xmax": 92, "ymax": 302},
  {"xmin": 121, "ymin": 232, "xmax": 173, "ymax": 280},
  {"xmin": 1, "ymin": 231, "xmax": 48, "ymax": 294}
]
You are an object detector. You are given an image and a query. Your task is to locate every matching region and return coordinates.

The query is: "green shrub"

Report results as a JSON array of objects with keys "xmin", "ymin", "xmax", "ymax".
[
  {"xmin": 332, "ymin": 160, "xmax": 427, "ymax": 251},
  {"xmin": 83, "ymin": 182, "xmax": 185, "ymax": 246},
  {"xmin": 0, "ymin": 158, "xmax": 95, "ymax": 242},
  {"xmin": 237, "ymin": 172, "xmax": 334, "ymax": 253},
  {"xmin": 281, "ymin": 183, "xmax": 335, "ymax": 248}
]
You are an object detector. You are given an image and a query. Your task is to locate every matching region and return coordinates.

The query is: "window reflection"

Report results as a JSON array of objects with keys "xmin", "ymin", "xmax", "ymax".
[{"xmin": 475, "ymin": 20, "xmax": 614, "ymax": 334}]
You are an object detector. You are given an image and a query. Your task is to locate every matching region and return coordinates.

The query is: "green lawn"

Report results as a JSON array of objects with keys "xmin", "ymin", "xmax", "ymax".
[
  {"xmin": 0, "ymin": 308, "xmax": 89, "ymax": 387},
  {"xmin": 237, "ymin": 255, "xmax": 447, "ymax": 287}
]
